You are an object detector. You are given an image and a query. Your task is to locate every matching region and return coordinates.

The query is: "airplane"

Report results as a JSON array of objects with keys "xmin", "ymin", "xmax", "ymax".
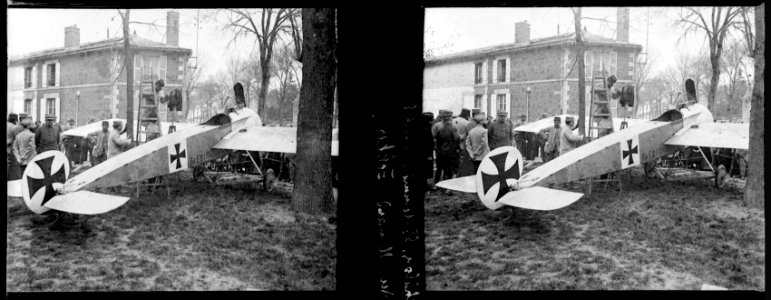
[
  {"xmin": 436, "ymin": 79, "xmax": 749, "ymax": 211},
  {"xmin": 7, "ymin": 110, "xmax": 340, "ymax": 216}
]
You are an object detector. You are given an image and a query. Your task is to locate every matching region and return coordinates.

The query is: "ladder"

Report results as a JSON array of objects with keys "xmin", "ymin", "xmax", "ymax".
[
  {"xmin": 586, "ymin": 71, "xmax": 623, "ymax": 193},
  {"xmin": 135, "ymin": 78, "xmax": 171, "ymax": 198}
]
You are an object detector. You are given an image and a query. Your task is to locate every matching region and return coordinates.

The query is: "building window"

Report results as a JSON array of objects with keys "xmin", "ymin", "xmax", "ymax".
[
  {"xmin": 474, "ymin": 95, "xmax": 482, "ymax": 109},
  {"xmin": 496, "ymin": 94, "xmax": 506, "ymax": 112},
  {"xmin": 497, "ymin": 59, "xmax": 507, "ymax": 83},
  {"xmin": 474, "ymin": 63, "xmax": 483, "ymax": 84},
  {"xmin": 24, "ymin": 99, "xmax": 32, "ymax": 115},
  {"xmin": 24, "ymin": 67, "xmax": 32, "ymax": 88},
  {"xmin": 135, "ymin": 55, "xmax": 168, "ymax": 83},
  {"xmin": 46, "ymin": 64, "xmax": 56, "ymax": 87},
  {"xmin": 46, "ymin": 98, "xmax": 56, "ymax": 116}
]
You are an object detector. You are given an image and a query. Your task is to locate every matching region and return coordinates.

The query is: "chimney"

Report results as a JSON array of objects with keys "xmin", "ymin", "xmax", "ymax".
[
  {"xmin": 515, "ymin": 21, "xmax": 530, "ymax": 44},
  {"xmin": 65, "ymin": 25, "xmax": 80, "ymax": 48},
  {"xmin": 166, "ymin": 10, "xmax": 179, "ymax": 47},
  {"xmin": 617, "ymin": 7, "xmax": 630, "ymax": 42}
]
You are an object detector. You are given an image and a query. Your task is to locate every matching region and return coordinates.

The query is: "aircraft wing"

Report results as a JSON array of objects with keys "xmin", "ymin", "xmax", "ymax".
[
  {"xmin": 514, "ymin": 114, "xmax": 645, "ymax": 134},
  {"xmin": 62, "ymin": 119, "xmax": 194, "ymax": 138},
  {"xmin": 213, "ymin": 126, "xmax": 339, "ymax": 156},
  {"xmin": 434, "ymin": 175, "xmax": 476, "ymax": 193},
  {"xmin": 665, "ymin": 122, "xmax": 749, "ymax": 150}
]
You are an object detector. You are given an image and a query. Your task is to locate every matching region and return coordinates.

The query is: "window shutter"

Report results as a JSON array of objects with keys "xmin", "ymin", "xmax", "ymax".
[
  {"xmin": 482, "ymin": 61, "xmax": 487, "ymax": 84},
  {"xmin": 610, "ymin": 52, "xmax": 617, "ymax": 77},
  {"xmin": 134, "ymin": 55, "xmax": 142, "ymax": 83},
  {"xmin": 55, "ymin": 97, "xmax": 60, "ymax": 120},
  {"xmin": 492, "ymin": 60, "xmax": 498, "ymax": 83},
  {"xmin": 42, "ymin": 65, "xmax": 47, "ymax": 88},
  {"xmin": 160, "ymin": 55, "xmax": 167, "ymax": 83},
  {"xmin": 506, "ymin": 93, "xmax": 511, "ymax": 118},
  {"xmin": 55, "ymin": 62, "xmax": 61, "ymax": 87},
  {"xmin": 505, "ymin": 58, "xmax": 511, "ymax": 82}
]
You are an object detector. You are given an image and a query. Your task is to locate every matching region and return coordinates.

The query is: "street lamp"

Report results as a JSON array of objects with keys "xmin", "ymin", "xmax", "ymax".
[
  {"xmin": 526, "ymin": 86, "xmax": 531, "ymax": 122},
  {"xmin": 76, "ymin": 90, "xmax": 80, "ymax": 126}
]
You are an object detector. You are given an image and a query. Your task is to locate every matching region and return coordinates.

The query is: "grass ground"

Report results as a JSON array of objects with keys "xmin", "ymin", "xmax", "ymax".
[
  {"xmin": 425, "ymin": 167, "xmax": 765, "ymax": 290},
  {"xmin": 6, "ymin": 172, "xmax": 336, "ymax": 291}
]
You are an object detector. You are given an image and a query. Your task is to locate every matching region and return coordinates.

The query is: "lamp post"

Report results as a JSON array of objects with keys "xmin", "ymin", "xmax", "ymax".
[
  {"xmin": 76, "ymin": 90, "xmax": 80, "ymax": 126},
  {"xmin": 526, "ymin": 86, "xmax": 531, "ymax": 122}
]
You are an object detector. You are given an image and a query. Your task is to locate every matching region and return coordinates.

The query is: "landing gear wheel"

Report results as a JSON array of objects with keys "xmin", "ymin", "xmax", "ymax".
[
  {"xmin": 715, "ymin": 164, "xmax": 728, "ymax": 189},
  {"xmin": 20, "ymin": 151, "xmax": 70, "ymax": 215}
]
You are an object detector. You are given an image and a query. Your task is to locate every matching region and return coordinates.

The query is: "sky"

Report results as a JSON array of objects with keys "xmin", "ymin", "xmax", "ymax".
[
  {"xmin": 424, "ymin": 7, "xmax": 731, "ymax": 77},
  {"xmin": 7, "ymin": 8, "xmax": 269, "ymax": 80}
]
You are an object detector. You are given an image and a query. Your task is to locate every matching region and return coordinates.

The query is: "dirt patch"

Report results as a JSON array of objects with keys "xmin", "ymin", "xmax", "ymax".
[
  {"xmin": 426, "ymin": 168, "xmax": 764, "ymax": 290},
  {"xmin": 7, "ymin": 172, "xmax": 335, "ymax": 291}
]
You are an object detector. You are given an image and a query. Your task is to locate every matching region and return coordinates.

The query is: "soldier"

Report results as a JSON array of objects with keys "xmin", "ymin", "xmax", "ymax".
[
  {"xmin": 13, "ymin": 114, "xmax": 36, "ymax": 175},
  {"xmin": 542, "ymin": 116, "xmax": 562, "ymax": 162},
  {"xmin": 90, "ymin": 121, "xmax": 111, "ymax": 166},
  {"xmin": 487, "ymin": 111, "xmax": 515, "ymax": 150},
  {"xmin": 453, "ymin": 108, "xmax": 471, "ymax": 176},
  {"xmin": 434, "ymin": 116, "xmax": 460, "ymax": 184},
  {"xmin": 466, "ymin": 110, "xmax": 490, "ymax": 174},
  {"xmin": 514, "ymin": 114, "xmax": 528, "ymax": 157},
  {"xmin": 559, "ymin": 116, "xmax": 584, "ymax": 155},
  {"xmin": 62, "ymin": 117, "xmax": 79, "ymax": 167},
  {"xmin": 35, "ymin": 114, "xmax": 61, "ymax": 154},
  {"xmin": 7, "ymin": 113, "xmax": 20, "ymax": 180}
]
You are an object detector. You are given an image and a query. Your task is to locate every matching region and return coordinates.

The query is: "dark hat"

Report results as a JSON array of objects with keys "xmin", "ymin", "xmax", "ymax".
[
  {"xmin": 233, "ymin": 82, "xmax": 246, "ymax": 104},
  {"xmin": 565, "ymin": 116, "xmax": 575, "ymax": 121},
  {"xmin": 45, "ymin": 114, "xmax": 55, "ymax": 120},
  {"xmin": 471, "ymin": 108, "xmax": 482, "ymax": 116},
  {"xmin": 18, "ymin": 113, "xmax": 29, "ymax": 120},
  {"xmin": 68, "ymin": 117, "xmax": 75, "ymax": 122},
  {"xmin": 553, "ymin": 116, "xmax": 561, "ymax": 121},
  {"xmin": 460, "ymin": 108, "xmax": 471, "ymax": 118},
  {"xmin": 113, "ymin": 120, "xmax": 123, "ymax": 126},
  {"xmin": 102, "ymin": 120, "xmax": 109, "ymax": 125},
  {"xmin": 497, "ymin": 111, "xmax": 508, "ymax": 116}
]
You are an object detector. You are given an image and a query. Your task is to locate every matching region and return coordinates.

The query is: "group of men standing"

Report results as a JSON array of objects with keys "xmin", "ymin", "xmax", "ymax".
[
  {"xmin": 7, "ymin": 112, "xmax": 133, "ymax": 183},
  {"xmin": 423, "ymin": 108, "xmax": 585, "ymax": 191}
]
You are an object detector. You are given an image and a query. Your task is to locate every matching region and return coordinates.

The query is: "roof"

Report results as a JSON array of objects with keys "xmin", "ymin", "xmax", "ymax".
[
  {"xmin": 426, "ymin": 29, "xmax": 642, "ymax": 64},
  {"xmin": 9, "ymin": 34, "xmax": 192, "ymax": 64}
]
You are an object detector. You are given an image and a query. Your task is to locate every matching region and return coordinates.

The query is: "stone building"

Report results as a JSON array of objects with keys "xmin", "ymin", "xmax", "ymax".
[
  {"xmin": 7, "ymin": 11, "xmax": 192, "ymax": 125},
  {"xmin": 423, "ymin": 8, "xmax": 643, "ymax": 120}
]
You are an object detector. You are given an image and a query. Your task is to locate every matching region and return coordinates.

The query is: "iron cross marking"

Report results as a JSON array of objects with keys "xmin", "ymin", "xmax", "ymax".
[
  {"xmin": 27, "ymin": 156, "xmax": 67, "ymax": 206},
  {"xmin": 481, "ymin": 152, "xmax": 520, "ymax": 202},
  {"xmin": 623, "ymin": 139, "xmax": 638, "ymax": 165},
  {"xmin": 170, "ymin": 143, "xmax": 186, "ymax": 169}
]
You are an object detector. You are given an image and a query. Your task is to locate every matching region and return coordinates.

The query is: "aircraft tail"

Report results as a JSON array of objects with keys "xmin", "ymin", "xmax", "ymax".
[
  {"xmin": 42, "ymin": 191, "xmax": 131, "ymax": 215},
  {"xmin": 435, "ymin": 175, "xmax": 476, "ymax": 193},
  {"xmin": 8, "ymin": 179, "xmax": 23, "ymax": 197},
  {"xmin": 497, "ymin": 186, "xmax": 583, "ymax": 211}
]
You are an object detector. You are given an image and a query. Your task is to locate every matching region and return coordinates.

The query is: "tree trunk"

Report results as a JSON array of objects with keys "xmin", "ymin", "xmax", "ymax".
[
  {"xmin": 259, "ymin": 62, "xmax": 271, "ymax": 124},
  {"xmin": 744, "ymin": 3, "xmax": 764, "ymax": 208},
  {"xmin": 708, "ymin": 54, "xmax": 721, "ymax": 115},
  {"xmin": 291, "ymin": 8, "xmax": 336, "ymax": 215},
  {"xmin": 123, "ymin": 10, "xmax": 134, "ymax": 139},
  {"xmin": 574, "ymin": 8, "xmax": 586, "ymax": 135}
]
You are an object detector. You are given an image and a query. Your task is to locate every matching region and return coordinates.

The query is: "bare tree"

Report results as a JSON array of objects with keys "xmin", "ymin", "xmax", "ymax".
[
  {"xmin": 674, "ymin": 7, "xmax": 744, "ymax": 112},
  {"xmin": 571, "ymin": 7, "xmax": 587, "ymax": 135},
  {"xmin": 221, "ymin": 8, "xmax": 293, "ymax": 122},
  {"xmin": 744, "ymin": 3, "xmax": 763, "ymax": 208},
  {"xmin": 272, "ymin": 44, "xmax": 299, "ymax": 126},
  {"xmin": 632, "ymin": 52, "xmax": 655, "ymax": 117},
  {"xmin": 292, "ymin": 8, "xmax": 336, "ymax": 215},
  {"xmin": 183, "ymin": 57, "xmax": 206, "ymax": 121},
  {"xmin": 720, "ymin": 41, "xmax": 752, "ymax": 119}
]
